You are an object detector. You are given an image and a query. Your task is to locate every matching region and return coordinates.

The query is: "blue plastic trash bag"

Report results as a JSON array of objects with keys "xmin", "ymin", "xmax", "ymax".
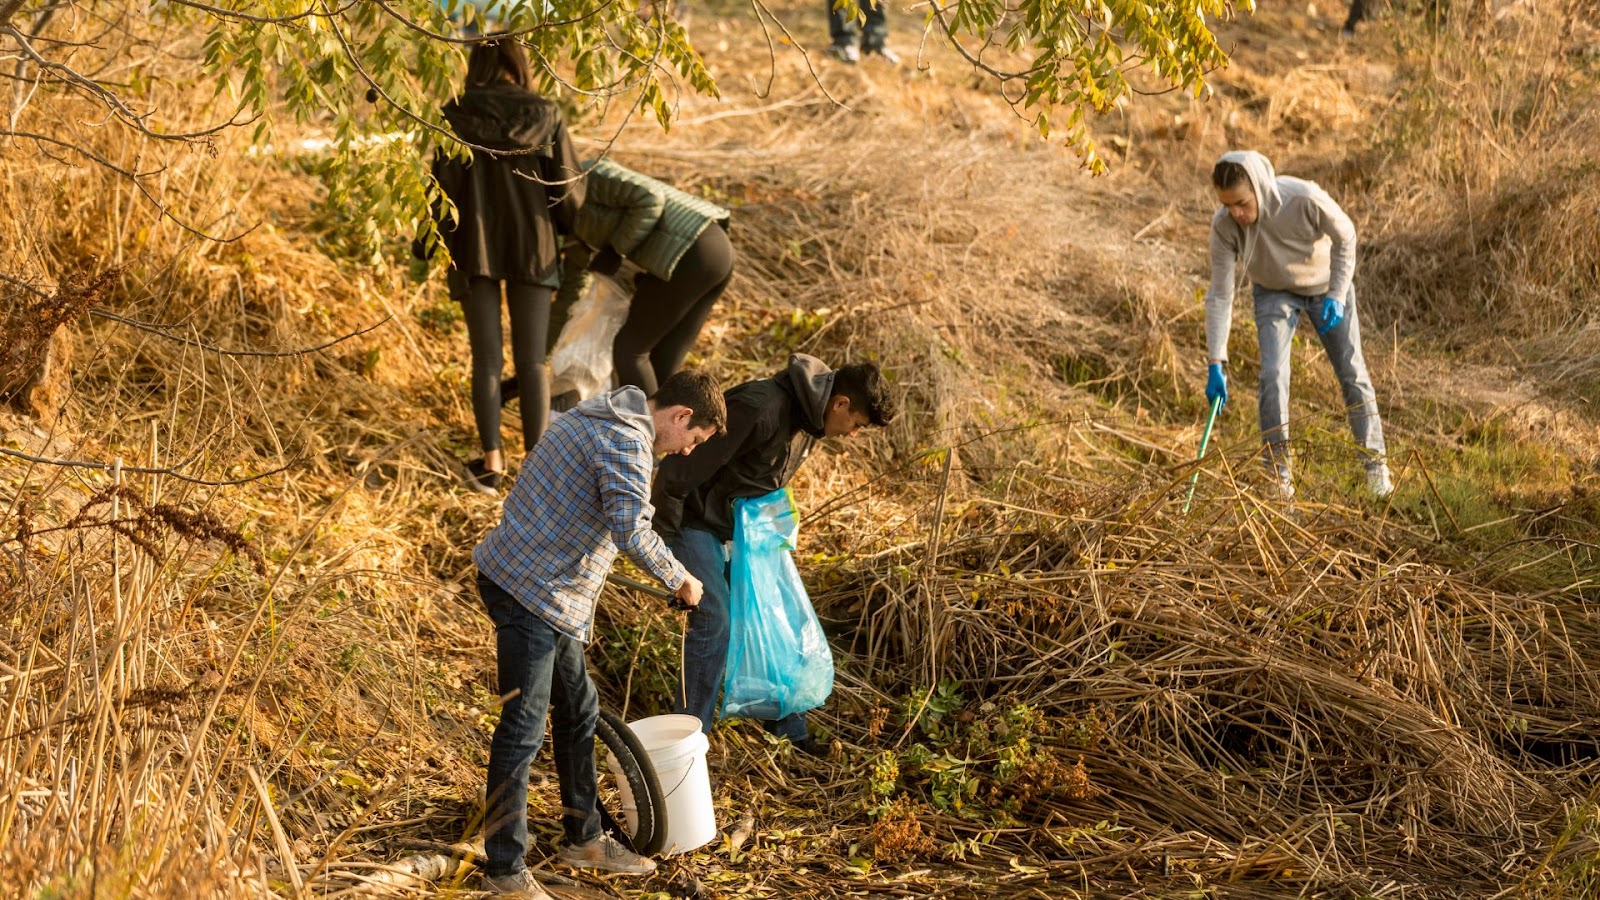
[{"xmin": 721, "ymin": 488, "xmax": 834, "ymax": 720}]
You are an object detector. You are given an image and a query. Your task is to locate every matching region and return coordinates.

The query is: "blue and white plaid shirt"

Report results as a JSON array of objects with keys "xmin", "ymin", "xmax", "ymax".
[{"xmin": 474, "ymin": 387, "xmax": 687, "ymax": 642}]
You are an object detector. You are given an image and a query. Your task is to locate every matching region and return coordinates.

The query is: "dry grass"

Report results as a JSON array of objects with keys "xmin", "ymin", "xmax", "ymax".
[{"xmin": 2, "ymin": 1, "xmax": 1600, "ymax": 897}]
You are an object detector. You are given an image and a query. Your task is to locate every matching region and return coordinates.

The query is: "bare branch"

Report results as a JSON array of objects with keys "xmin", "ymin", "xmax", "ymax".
[
  {"xmin": 163, "ymin": 0, "xmax": 324, "ymax": 26},
  {"xmin": 88, "ymin": 309, "xmax": 394, "ymax": 358},
  {"xmin": 0, "ymin": 129, "xmax": 252, "ymax": 243},
  {"xmin": 367, "ymin": 0, "xmax": 618, "ymax": 47},
  {"xmin": 0, "ymin": 445, "xmax": 298, "ymax": 486},
  {"xmin": 3, "ymin": 24, "xmax": 247, "ymax": 141},
  {"xmin": 749, "ymin": 0, "xmax": 847, "ymax": 109},
  {"xmin": 0, "ymin": 270, "xmax": 49, "ymax": 298}
]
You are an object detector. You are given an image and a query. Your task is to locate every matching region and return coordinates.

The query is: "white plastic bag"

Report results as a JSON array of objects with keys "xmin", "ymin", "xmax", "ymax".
[{"xmin": 550, "ymin": 273, "xmax": 630, "ymax": 400}]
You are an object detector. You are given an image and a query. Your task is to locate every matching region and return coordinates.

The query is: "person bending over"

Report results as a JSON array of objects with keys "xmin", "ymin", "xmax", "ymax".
[
  {"xmin": 551, "ymin": 157, "xmax": 733, "ymax": 400},
  {"xmin": 473, "ymin": 369, "xmax": 724, "ymax": 898},
  {"xmin": 652, "ymin": 355, "xmax": 896, "ymax": 753},
  {"xmin": 1202, "ymin": 149, "xmax": 1391, "ymax": 499}
]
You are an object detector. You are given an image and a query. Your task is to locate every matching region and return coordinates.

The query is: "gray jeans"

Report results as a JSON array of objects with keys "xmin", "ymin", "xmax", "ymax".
[{"xmin": 1253, "ymin": 284, "xmax": 1386, "ymax": 472}]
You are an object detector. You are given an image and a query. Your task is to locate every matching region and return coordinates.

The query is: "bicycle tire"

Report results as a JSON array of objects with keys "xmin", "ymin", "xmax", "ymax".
[{"xmin": 594, "ymin": 709, "xmax": 668, "ymax": 857}]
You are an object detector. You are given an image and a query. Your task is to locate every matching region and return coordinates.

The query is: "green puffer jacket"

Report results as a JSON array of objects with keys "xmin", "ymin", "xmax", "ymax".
[{"xmin": 574, "ymin": 157, "xmax": 730, "ymax": 280}]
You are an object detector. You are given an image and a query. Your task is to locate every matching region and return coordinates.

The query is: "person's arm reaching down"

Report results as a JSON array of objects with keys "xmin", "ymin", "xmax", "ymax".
[
  {"xmin": 1204, "ymin": 219, "xmax": 1241, "ymax": 364},
  {"xmin": 599, "ymin": 436, "xmax": 687, "ymax": 591}
]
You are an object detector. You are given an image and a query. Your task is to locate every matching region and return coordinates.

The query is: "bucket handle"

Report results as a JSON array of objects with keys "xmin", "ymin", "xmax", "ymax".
[{"xmin": 657, "ymin": 752, "xmax": 699, "ymax": 800}]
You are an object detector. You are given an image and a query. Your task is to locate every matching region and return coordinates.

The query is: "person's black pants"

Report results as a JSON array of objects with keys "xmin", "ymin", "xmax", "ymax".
[
  {"xmin": 611, "ymin": 226, "xmax": 733, "ymax": 396},
  {"xmin": 828, "ymin": 0, "xmax": 888, "ymax": 51},
  {"xmin": 462, "ymin": 277, "xmax": 551, "ymax": 453}
]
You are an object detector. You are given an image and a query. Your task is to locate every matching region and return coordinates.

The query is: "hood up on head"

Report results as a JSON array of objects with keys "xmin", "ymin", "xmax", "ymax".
[
  {"xmin": 442, "ymin": 83, "xmax": 562, "ymax": 153},
  {"xmin": 1217, "ymin": 149, "xmax": 1283, "ymax": 220},
  {"xmin": 776, "ymin": 353, "xmax": 835, "ymax": 437}
]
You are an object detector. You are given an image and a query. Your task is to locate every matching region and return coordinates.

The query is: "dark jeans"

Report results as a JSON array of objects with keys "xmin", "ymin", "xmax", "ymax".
[
  {"xmin": 827, "ymin": 0, "xmax": 888, "ymax": 51},
  {"xmin": 671, "ymin": 527, "xmax": 808, "ymax": 743},
  {"xmin": 479, "ymin": 573, "xmax": 601, "ymax": 877}
]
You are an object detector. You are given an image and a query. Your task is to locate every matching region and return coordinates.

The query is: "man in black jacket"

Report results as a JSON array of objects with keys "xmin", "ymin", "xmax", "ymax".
[{"xmin": 652, "ymin": 354, "xmax": 897, "ymax": 751}]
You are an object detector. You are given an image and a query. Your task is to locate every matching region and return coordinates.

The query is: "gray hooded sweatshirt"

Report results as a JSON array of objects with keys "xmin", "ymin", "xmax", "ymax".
[{"xmin": 1204, "ymin": 150, "xmax": 1357, "ymax": 362}]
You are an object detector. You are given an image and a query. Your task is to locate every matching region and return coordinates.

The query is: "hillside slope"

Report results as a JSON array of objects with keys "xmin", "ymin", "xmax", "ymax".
[{"xmin": 2, "ymin": 1, "xmax": 1598, "ymax": 897}]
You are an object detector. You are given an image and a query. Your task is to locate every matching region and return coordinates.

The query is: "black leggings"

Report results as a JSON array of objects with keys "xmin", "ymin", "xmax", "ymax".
[
  {"xmin": 612, "ymin": 226, "xmax": 733, "ymax": 396},
  {"xmin": 462, "ymin": 277, "xmax": 551, "ymax": 453}
]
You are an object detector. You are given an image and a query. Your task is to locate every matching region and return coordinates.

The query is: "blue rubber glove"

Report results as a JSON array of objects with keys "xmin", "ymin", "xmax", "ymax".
[
  {"xmin": 1318, "ymin": 295, "xmax": 1345, "ymax": 334},
  {"xmin": 1205, "ymin": 362, "xmax": 1228, "ymax": 408}
]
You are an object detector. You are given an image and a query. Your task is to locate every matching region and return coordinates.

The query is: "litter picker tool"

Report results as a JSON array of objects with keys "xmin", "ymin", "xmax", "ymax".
[
  {"xmin": 1183, "ymin": 396, "xmax": 1222, "ymax": 513},
  {"xmin": 607, "ymin": 573, "xmax": 691, "ymax": 609}
]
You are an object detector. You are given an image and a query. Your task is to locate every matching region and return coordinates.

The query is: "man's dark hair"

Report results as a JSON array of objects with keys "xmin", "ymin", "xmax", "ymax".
[
  {"xmin": 1212, "ymin": 160, "xmax": 1250, "ymax": 191},
  {"xmin": 466, "ymin": 36, "xmax": 531, "ymax": 90},
  {"xmin": 656, "ymin": 369, "xmax": 727, "ymax": 435},
  {"xmin": 831, "ymin": 363, "xmax": 897, "ymax": 428}
]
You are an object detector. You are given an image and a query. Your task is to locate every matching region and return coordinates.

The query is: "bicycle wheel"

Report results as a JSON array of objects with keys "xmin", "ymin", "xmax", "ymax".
[{"xmin": 593, "ymin": 708, "xmax": 668, "ymax": 856}]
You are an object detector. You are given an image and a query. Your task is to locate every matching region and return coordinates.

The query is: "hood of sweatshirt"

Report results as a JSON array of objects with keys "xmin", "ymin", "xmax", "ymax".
[
  {"xmin": 574, "ymin": 385, "xmax": 654, "ymax": 444},
  {"xmin": 1218, "ymin": 149, "xmax": 1284, "ymax": 220},
  {"xmin": 776, "ymin": 353, "xmax": 835, "ymax": 437},
  {"xmin": 442, "ymin": 83, "xmax": 562, "ymax": 153}
]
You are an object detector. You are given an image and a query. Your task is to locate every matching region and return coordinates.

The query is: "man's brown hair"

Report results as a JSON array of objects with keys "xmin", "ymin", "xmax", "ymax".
[{"xmin": 656, "ymin": 369, "xmax": 727, "ymax": 435}]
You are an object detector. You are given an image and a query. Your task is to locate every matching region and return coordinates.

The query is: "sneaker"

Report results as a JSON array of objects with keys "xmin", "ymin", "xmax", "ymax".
[
  {"xmin": 1366, "ymin": 462, "xmax": 1394, "ymax": 498},
  {"xmin": 862, "ymin": 45, "xmax": 901, "ymax": 65},
  {"xmin": 558, "ymin": 833, "xmax": 656, "ymax": 875},
  {"xmin": 482, "ymin": 870, "xmax": 552, "ymax": 899},
  {"xmin": 464, "ymin": 458, "xmax": 503, "ymax": 496},
  {"xmin": 1261, "ymin": 464, "xmax": 1294, "ymax": 502},
  {"xmin": 824, "ymin": 42, "xmax": 860, "ymax": 63}
]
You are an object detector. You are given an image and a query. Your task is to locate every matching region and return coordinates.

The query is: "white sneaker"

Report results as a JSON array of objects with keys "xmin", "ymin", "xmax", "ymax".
[
  {"xmin": 558, "ymin": 833, "xmax": 656, "ymax": 875},
  {"xmin": 482, "ymin": 870, "xmax": 552, "ymax": 899},
  {"xmin": 863, "ymin": 45, "xmax": 901, "ymax": 65},
  {"xmin": 1265, "ymin": 461, "xmax": 1294, "ymax": 502},
  {"xmin": 1366, "ymin": 463, "xmax": 1393, "ymax": 498},
  {"xmin": 824, "ymin": 43, "xmax": 860, "ymax": 64}
]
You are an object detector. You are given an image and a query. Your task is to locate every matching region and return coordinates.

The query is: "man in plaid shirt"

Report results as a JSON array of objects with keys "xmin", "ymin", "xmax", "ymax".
[{"xmin": 473, "ymin": 369, "xmax": 725, "ymax": 898}]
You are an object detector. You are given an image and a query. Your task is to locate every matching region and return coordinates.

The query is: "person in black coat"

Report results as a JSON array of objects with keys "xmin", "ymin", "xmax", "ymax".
[
  {"xmin": 433, "ymin": 37, "xmax": 584, "ymax": 493},
  {"xmin": 652, "ymin": 355, "xmax": 897, "ymax": 753}
]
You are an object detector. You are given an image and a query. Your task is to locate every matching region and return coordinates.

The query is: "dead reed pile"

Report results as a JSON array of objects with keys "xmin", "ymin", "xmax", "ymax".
[{"xmin": 797, "ymin": 462, "xmax": 1599, "ymax": 892}]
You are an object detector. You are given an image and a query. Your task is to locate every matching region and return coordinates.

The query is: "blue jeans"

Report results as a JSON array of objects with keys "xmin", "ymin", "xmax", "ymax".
[
  {"xmin": 479, "ymin": 573, "xmax": 601, "ymax": 878},
  {"xmin": 1253, "ymin": 283, "xmax": 1386, "ymax": 474},
  {"xmin": 671, "ymin": 527, "xmax": 809, "ymax": 743}
]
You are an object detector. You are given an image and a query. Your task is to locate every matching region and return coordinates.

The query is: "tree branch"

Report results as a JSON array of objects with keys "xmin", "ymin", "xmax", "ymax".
[
  {"xmin": 0, "ymin": 445, "xmax": 298, "ymax": 486},
  {"xmin": 2, "ymin": 24, "xmax": 247, "ymax": 142},
  {"xmin": 367, "ymin": 0, "xmax": 618, "ymax": 47},
  {"xmin": 0, "ymin": 129, "xmax": 251, "ymax": 243},
  {"xmin": 88, "ymin": 309, "xmax": 394, "ymax": 358}
]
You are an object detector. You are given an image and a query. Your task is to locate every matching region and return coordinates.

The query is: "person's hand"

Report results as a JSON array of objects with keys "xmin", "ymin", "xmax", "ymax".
[
  {"xmin": 1205, "ymin": 362, "xmax": 1228, "ymax": 409},
  {"xmin": 673, "ymin": 574, "xmax": 703, "ymax": 610},
  {"xmin": 1318, "ymin": 295, "xmax": 1345, "ymax": 334}
]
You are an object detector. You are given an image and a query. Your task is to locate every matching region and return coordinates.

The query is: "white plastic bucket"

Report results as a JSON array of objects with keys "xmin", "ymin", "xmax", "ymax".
[{"xmin": 627, "ymin": 713, "xmax": 715, "ymax": 855}]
